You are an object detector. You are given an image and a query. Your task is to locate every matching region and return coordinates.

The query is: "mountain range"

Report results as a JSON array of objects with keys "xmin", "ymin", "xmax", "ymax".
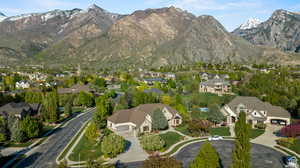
[{"xmin": 0, "ymin": 5, "xmax": 299, "ymax": 69}]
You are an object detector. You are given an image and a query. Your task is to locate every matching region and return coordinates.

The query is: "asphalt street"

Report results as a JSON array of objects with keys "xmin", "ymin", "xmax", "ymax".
[
  {"xmin": 15, "ymin": 108, "xmax": 95, "ymax": 168},
  {"xmin": 124, "ymin": 140, "xmax": 286, "ymax": 168}
]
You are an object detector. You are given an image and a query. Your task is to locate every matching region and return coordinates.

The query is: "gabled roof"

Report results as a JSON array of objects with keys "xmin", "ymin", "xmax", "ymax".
[
  {"xmin": 200, "ymin": 78, "xmax": 230, "ymax": 86},
  {"xmin": 58, "ymin": 84, "xmax": 92, "ymax": 94},
  {"xmin": 227, "ymin": 96, "xmax": 290, "ymax": 118},
  {"xmin": 108, "ymin": 104, "xmax": 179, "ymax": 127},
  {"xmin": 0, "ymin": 102, "xmax": 41, "ymax": 117}
]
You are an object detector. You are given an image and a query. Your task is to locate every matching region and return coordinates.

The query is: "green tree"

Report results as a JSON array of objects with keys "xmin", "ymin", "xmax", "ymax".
[
  {"xmin": 207, "ymin": 104, "xmax": 225, "ymax": 124},
  {"xmin": 93, "ymin": 78, "xmax": 106, "ymax": 88},
  {"xmin": 231, "ymin": 112, "xmax": 251, "ymax": 168},
  {"xmin": 189, "ymin": 141, "xmax": 221, "ymax": 168},
  {"xmin": 101, "ymin": 133, "xmax": 125, "ymax": 158},
  {"xmin": 93, "ymin": 97, "xmax": 112, "ymax": 129},
  {"xmin": 21, "ymin": 116, "xmax": 43, "ymax": 138},
  {"xmin": 151, "ymin": 109, "xmax": 168, "ymax": 131},
  {"xmin": 64, "ymin": 98, "xmax": 73, "ymax": 117},
  {"xmin": 78, "ymin": 91, "xmax": 94, "ymax": 107},
  {"xmin": 140, "ymin": 134, "xmax": 165, "ymax": 151},
  {"xmin": 11, "ymin": 120, "xmax": 27, "ymax": 143},
  {"xmin": 42, "ymin": 91, "xmax": 59, "ymax": 123},
  {"xmin": 85, "ymin": 122, "xmax": 99, "ymax": 141},
  {"xmin": 143, "ymin": 156, "xmax": 182, "ymax": 168}
]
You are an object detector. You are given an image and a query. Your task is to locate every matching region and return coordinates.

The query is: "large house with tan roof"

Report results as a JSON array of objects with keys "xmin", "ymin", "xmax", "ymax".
[
  {"xmin": 221, "ymin": 96, "xmax": 291, "ymax": 127},
  {"xmin": 107, "ymin": 104, "xmax": 182, "ymax": 136}
]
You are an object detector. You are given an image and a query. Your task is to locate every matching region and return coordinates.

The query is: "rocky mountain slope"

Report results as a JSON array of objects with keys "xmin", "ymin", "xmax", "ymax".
[
  {"xmin": 233, "ymin": 10, "xmax": 300, "ymax": 52},
  {"xmin": 0, "ymin": 5, "xmax": 297, "ymax": 68}
]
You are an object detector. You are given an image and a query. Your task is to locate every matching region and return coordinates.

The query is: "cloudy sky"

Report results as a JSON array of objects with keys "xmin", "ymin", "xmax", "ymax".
[{"xmin": 1, "ymin": 0, "xmax": 300, "ymax": 31}]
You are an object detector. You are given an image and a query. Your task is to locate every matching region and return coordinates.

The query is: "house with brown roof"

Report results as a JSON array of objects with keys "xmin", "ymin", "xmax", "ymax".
[
  {"xmin": 221, "ymin": 96, "xmax": 291, "ymax": 127},
  {"xmin": 107, "ymin": 104, "xmax": 182, "ymax": 136}
]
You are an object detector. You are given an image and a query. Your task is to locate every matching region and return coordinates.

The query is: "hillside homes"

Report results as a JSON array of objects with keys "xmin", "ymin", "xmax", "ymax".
[
  {"xmin": 199, "ymin": 72, "xmax": 231, "ymax": 95},
  {"xmin": 221, "ymin": 96, "xmax": 291, "ymax": 127}
]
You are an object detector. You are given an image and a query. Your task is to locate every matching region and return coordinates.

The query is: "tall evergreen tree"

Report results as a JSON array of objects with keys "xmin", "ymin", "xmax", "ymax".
[
  {"xmin": 93, "ymin": 97, "xmax": 112, "ymax": 129},
  {"xmin": 189, "ymin": 141, "xmax": 221, "ymax": 168},
  {"xmin": 151, "ymin": 109, "xmax": 168, "ymax": 131},
  {"xmin": 231, "ymin": 112, "xmax": 251, "ymax": 168},
  {"xmin": 42, "ymin": 91, "xmax": 59, "ymax": 123}
]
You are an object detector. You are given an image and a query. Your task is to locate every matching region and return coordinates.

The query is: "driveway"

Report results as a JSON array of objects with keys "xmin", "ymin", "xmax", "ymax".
[
  {"xmin": 111, "ymin": 131, "xmax": 148, "ymax": 163},
  {"xmin": 174, "ymin": 140, "xmax": 285, "ymax": 168},
  {"xmin": 251, "ymin": 124, "xmax": 282, "ymax": 147},
  {"xmin": 14, "ymin": 108, "xmax": 95, "ymax": 168}
]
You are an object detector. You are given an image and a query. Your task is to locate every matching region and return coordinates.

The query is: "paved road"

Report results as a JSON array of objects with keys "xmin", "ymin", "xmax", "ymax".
[
  {"xmin": 15, "ymin": 108, "xmax": 95, "ymax": 168},
  {"xmin": 174, "ymin": 141, "xmax": 286, "ymax": 168},
  {"xmin": 124, "ymin": 141, "xmax": 286, "ymax": 168}
]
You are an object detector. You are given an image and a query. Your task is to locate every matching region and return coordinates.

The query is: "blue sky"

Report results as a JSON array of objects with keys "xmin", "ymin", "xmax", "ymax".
[{"xmin": 0, "ymin": 0, "xmax": 300, "ymax": 31}]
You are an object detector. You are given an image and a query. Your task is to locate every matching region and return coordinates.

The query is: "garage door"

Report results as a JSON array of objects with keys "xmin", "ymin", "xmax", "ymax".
[
  {"xmin": 271, "ymin": 119, "xmax": 287, "ymax": 126},
  {"xmin": 116, "ymin": 125, "xmax": 130, "ymax": 132}
]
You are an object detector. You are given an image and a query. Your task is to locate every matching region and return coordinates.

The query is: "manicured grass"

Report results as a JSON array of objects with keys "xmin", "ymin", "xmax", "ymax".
[
  {"xmin": 69, "ymin": 135, "xmax": 102, "ymax": 161},
  {"xmin": 250, "ymin": 129, "xmax": 265, "ymax": 139},
  {"xmin": 289, "ymin": 138, "xmax": 300, "ymax": 154},
  {"xmin": 57, "ymin": 121, "xmax": 88, "ymax": 161},
  {"xmin": 160, "ymin": 132, "xmax": 183, "ymax": 151},
  {"xmin": 163, "ymin": 138, "xmax": 208, "ymax": 156},
  {"xmin": 175, "ymin": 124, "xmax": 193, "ymax": 137},
  {"xmin": 209, "ymin": 127, "xmax": 231, "ymax": 136}
]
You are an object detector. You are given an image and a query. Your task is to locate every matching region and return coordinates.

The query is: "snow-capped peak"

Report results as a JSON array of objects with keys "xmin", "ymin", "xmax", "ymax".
[
  {"xmin": 0, "ymin": 12, "xmax": 7, "ymax": 22},
  {"xmin": 239, "ymin": 18, "xmax": 261, "ymax": 30}
]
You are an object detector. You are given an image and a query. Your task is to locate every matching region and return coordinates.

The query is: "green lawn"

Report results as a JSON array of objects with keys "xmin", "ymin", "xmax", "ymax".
[
  {"xmin": 250, "ymin": 129, "xmax": 265, "ymax": 139},
  {"xmin": 289, "ymin": 138, "xmax": 300, "ymax": 154},
  {"xmin": 69, "ymin": 135, "xmax": 102, "ymax": 161},
  {"xmin": 209, "ymin": 127, "xmax": 230, "ymax": 136},
  {"xmin": 159, "ymin": 132, "xmax": 183, "ymax": 151},
  {"xmin": 175, "ymin": 124, "xmax": 193, "ymax": 137}
]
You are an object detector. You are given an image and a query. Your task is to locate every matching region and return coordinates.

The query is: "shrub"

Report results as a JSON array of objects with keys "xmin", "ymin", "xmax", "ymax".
[
  {"xmin": 280, "ymin": 123, "xmax": 300, "ymax": 137},
  {"xmin": 140, "ymin": 134, "xmax": 165, "ymax": 151},
  {"xmin": 101, "ymin": 133, "xmax": 125, "ymax": 158},
  {"xmin": 254, "ymin": 123, "xmax": 266, "ymax": 130},
  {"xmin": 21, "ymin": 116, "xmax": 43, "ymax": 138},
  {"xmin": 188, "ymin": 119, "xmax": 212, "ymax": 136},
  {"xmin": 143, "ymin": 156, "xmax": 182, "ymax": 168},
  {"xmin": 276, "ymin": 138, "xmax": 296, "ymax": 148},
  {"xmin": 85, "ymin": 122, "xmax": 99, "ymax": 142}
]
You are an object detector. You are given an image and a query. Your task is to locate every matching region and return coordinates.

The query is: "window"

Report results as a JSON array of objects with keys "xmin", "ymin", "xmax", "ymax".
[{"xmin": 143, "ymin": 126, "xmax": 149, "ymax": 132}]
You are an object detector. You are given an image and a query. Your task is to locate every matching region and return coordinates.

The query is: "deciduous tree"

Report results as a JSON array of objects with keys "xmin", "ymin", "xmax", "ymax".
[
  {"xmin": 143, "ymin": 156, "xmax": 182, "ymax": 168},
  {"xmin": 101, "ymin": 133, "xmax": 125, "ymax": 158},
  {"xmin": 140, "ymin": 134, "xmax": 165, "ymax": 151},
  {"xmin": 151, "ymin": 109, "xmax": 168, "ymax": 131}
]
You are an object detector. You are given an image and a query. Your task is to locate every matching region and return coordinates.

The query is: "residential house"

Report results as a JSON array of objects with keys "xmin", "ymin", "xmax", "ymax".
[
  {"xmin": 164, "ymin": 73, "xmax": 176, "ymax": 80},
  {"xmin": 200, "ymin": 72, "xmax": 229, "ymax": 81},
  {"xmin": 144, "ymin": 88, "xmax": 163, "ymax": 95},
  {"xmin": 199, "ymin": 78, "xmax": 231, "ymax": 95},
  {"xmin": 107, "ymin": 104, "xmax": 182, "ymax": 136},
  {"xmin": 0, "ymin": 102, "xmax": 41, "ymax": 119},
  {"xmin": 16, "ymin": 80, "xmax": 30, "ymax": 89},
  {"xmin": 58, "ymin": 84, "xmax": 93, "ymax": 94},
  {"xmin": 221, "ymin": 96, "xmax": 291, "ymax": 127},
  {"xmin": 143, "ymin": 78, "xmax": 167, "ymax": 85}
]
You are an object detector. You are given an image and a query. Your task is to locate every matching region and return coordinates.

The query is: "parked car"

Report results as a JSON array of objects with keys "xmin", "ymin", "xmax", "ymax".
[
  {"xmin": 283, "ymin": 156, "xmax": 298, "ymax": 168},
  {"xmin": 208, "ymin": 135, "xmax": 223, "ymax": 141}
]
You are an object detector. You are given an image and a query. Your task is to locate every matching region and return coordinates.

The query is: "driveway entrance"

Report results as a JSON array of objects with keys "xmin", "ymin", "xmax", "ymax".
[{"xmin": 251, "ymin": 124, "xmax": 282, "ymax": 147}]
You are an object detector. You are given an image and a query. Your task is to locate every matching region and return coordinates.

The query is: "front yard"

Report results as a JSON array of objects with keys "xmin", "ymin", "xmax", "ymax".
[
  {"xmin": 159, "ymin": 132, "xmax": 184, "ymax": 151},
  {"xmin": 69, "ymin": 135, "xmax": 103, "ymax": 161},
  {"xmin": 289, "ymin": 138, "xmax": 300, "ymax": 154},
  {"xmin": 209, "ymin": 127, "xmax": 231, "ymax": 136},
  {"xmin": 250, "ymin": 129, "xmax": 265, "ymax": 139},
  {"xmin": 175, "ymin": 124, "xmax": 230, "ymax": 137}
]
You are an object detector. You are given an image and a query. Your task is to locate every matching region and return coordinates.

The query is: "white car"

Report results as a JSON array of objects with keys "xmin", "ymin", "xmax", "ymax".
[{"xmin": 208, "ymin": 135, "xmax": 224, "ymax": 141}]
